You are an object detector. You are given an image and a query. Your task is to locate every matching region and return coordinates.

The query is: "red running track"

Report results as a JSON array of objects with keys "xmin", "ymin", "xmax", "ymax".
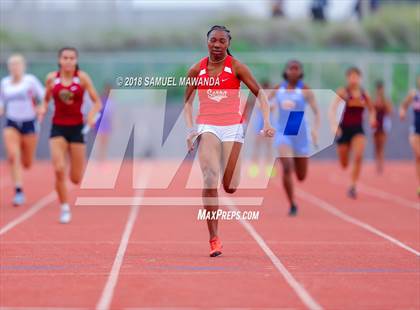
[{"xmin": 0, "ymin": 160, "xmax": 418, "ymax": 309}]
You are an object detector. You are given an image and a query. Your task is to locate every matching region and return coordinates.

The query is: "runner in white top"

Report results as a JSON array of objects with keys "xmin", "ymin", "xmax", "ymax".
[{"xmin": 0, "ymin": 54, "xmax": 44, "ymax": 206}]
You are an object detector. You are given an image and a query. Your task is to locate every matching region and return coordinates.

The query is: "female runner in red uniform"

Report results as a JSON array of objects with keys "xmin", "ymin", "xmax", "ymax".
[
  {"xmin": 39, "ymin": 47, "xmax": 102, "ymax": 223},
  {"xmin": 329, "ymin": 67, "xmax": 376, "ymax": 199},
  {"xmin": 372, "ymin": 80, "xmax": 392, "ymax": 174},
  {"xmin": 184, "ymin": 25, "xmax": 275, "ymax": 257}
]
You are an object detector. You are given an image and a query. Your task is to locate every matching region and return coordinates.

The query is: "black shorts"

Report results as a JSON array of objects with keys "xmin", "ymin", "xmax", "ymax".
[
  {"xmin": 336, "ymin": 125, "xmax": 364, "ymax": 145},
  {"xmin": 6, "ymin": 119, "xmax": 38, "ymax": 135},
  {"xmin": 50, "ymin": 124, "xmax": 85, "ymax": 143},
  {"xmin": 414, "ymin": 112, "xmax": 420, "ymax": 134}
]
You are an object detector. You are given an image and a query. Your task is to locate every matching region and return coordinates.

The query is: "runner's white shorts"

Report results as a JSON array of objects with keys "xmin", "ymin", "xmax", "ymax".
[{"xmin": 197, "ymin": 123, "xmax": 244, "ymax": 143}]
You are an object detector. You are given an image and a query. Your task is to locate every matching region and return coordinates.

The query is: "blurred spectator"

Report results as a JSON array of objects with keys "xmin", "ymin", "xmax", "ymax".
[
  {"xmin": 272, "ymin": 0, "xmax": 284, "ymax": 17},
  {"xmin": 311, "ymin": 0, "xmax": 328, "ymax": 22},
  {"xmin": 354, "ymin": 0, "xmax": 380, "ymax": 20}
]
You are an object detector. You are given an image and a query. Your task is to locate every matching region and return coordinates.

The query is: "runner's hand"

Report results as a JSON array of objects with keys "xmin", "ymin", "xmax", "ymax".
[
  {"xmin": 399, "ymin": 107, "xmax": 406, "ymax": 121},
  {"xmin": 187, "ymin": 127, "xmax": 198, "ymax": 152},
  {"xmin": 260, "ymin": 123, "xmax": 275, "ymax": 138},
  {"xmin": 369, "ymin": 115, "xmax": 377, "ymax": 129},
  {"xmin": 37, "ymin": 103, "xmax": 47, "ymax": 123},
  {"xmin": 87, "ymin": 112, "xmax": 98, "ymax": 128},
  {"xmin": 311, "ymin": 129, "xmax": 319, "ymax": 147}
]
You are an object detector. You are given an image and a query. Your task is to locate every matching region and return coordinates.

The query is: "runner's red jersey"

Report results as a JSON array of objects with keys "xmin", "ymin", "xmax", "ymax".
[
  {"xmin": 52, "ymin": 70, "xmax": 85, "ymax": 125},
  {"xmin": 341, "ymin": 88, "xmax": 368, "ymax": 127},
  {"xmin": 196, "ymin": 55, "xmax": 242, "ymax": 126}
]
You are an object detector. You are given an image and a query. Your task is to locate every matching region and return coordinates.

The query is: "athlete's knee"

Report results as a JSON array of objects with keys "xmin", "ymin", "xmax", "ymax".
[
  {"xmin": 339, "ymin": 157, "xmax": 349, "ymax": 168},
  {"xmin": 22, "ymin": 157, "xmax": 33, "ymax": 169},
  {"xmin": 354, "ymin": 153, "xmax": 363, "ymax": 164},
  {"xmin": 70, "ymin": 173, "xmax": 82, "ymax": 185},
  {"xmin": 7, "ymin": 150, "xmax": 19, "ymax": 165},
  {"xmin": 223, "ymin": 175, "xmax": 239, "ymax": 194},
  {"xmin": 54, "ymin": 163, "xmax": 66, "ymax": 180},
  {"xmin": 202, "ymin": 166, "xmax": 218, "ymax": 188},
  {"xmin": 414, "ymin": 147, "xmax": 420, "ymax": 161},
  {"xmin": 282, "ymin": 163, "xmax": 292, "ymax": 176},
  {"xmin": 296, "ymin": 171, "xmax": 307, "ymax": 182},
  {"xmin": 202, "ymin": 188, "xmax": 218, "ymax": 198},
  {"xmin": 223, "ymin": 183, "xmax": 237, "ymax": 194}
]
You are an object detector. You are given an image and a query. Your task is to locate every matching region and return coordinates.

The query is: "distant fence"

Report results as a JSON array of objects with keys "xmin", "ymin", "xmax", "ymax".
[
  {"xmin": 0, "ymin": 51, "xmax": 419, "ymax": 160},
  {"xmin": 1, "ymin": 51, "xmax": 418, "ymax": 101}
]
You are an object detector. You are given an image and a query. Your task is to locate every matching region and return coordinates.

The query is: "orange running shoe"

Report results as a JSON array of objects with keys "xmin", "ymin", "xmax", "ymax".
[{"xmin": 209, "ymin": 236, "xmax": 223, "ymax": 257}]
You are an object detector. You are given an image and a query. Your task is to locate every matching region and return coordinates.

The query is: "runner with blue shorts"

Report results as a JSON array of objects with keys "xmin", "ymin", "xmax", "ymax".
[{"xmin": 271, "ymin": 60, "xmax": 319, "ymax": 216}]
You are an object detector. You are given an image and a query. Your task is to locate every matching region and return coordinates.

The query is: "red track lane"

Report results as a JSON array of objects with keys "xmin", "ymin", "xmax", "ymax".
[
  {"xmin": 308, "ymin": 163, "xmax": 419, "ymax": 250},
  {"xmin": 251, "ymin": 162, "xmax": 419, "ymax": 309},
  {"xmin": 106, "ymin": 162, "xmax": 312, "ymax": 309},
  {"xmin": 0, "ymin": 161, "xmax": 419, "ymax": 309},
  {"xmin": 1, "ymin": 162, "xmax": 57, "ymax": 227},
  {"xmin": 352, "ymin": 161, "xmax": 418, "ymax": 201},
  {"xmin": 0, "ymin": 162, "xmax": 135, "ymax": 308},
  {"xmin": 110, "ymin": 205, "xmax": 307, "ymax": 309}
]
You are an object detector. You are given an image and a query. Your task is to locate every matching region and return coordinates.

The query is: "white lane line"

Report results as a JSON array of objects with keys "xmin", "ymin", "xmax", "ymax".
[
  {"xmin": 0, "ymin": 191, "xmax": 56, "ymax": 236},
  {"xmin": 225, "ymin": 198, "xmax": 323, "ymax": 310},
  {"xmin": 328, "ymin": 173, "xmax": 419, "ymax": 210},
  {"xmin": 296, "ymin": 189, "xmax": 420, "ymax": 257},
  {"xmin": 95, "ymin": 204, "xmax": 140, "ymax": 310},
  {"xmin": 95, "ymin": 173, "xmax": 149, "ymax": 310},
  {"xmin": 76, "ymin": 196, "xmax": 263, "ymax": 206},
  {"xmin": 357, "ymin": 182, "xmax": 419, "ymax": 210}
]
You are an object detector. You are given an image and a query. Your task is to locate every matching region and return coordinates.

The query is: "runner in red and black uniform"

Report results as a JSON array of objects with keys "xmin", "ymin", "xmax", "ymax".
[
  {"xmin": 372, "ymin": 80, "xmax": 392, "ymax": 174},
  {"xmin": 400, "ymin": 76, "xmax": 420, "ymax": 196},
  {"xmin": 184, "ymin": 25, "xmax": 275, "ymax": 257},
  {"xmin": 329, "ymin": 67, "xmax": 375, "ymax": 199},
  {"xmin": 39, "ymin": 47, "xmax": 102, "ymax": 223}
]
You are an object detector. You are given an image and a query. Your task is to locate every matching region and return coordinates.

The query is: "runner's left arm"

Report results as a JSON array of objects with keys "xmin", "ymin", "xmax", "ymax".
[
  {"xmin": 80, "ymin": 71, "xmax": 102, "ymax": 127},
  {"xmin": 184, "ymin": 62, "xmax": 200, "ymax": 151},
  {"xmin": 0, "ymin": 80, "xmax": 4, "ymax": 116},
  {"xmin": 31, "ymin": 75, "xmax": 45, "ymax": 105},
  {"xmin": 305, "ymin": 87, "xmax": 320, "ymax": 145},
  {"xmin": 399, "ymin": 90, "xmax": 414, "ymax": 120},
  {"xmin": 364, "ymin": 93, "xmax": 376, "ymax": 128},
  {"xmin": 234, "ymin": 61, "xmax": 274, "ymax": 137}
]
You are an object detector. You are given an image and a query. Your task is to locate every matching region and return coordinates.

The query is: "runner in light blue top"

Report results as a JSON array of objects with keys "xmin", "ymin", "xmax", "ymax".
[{"xmin": 270, "ymin": 60, "xmax": 320, "ymax": 216}]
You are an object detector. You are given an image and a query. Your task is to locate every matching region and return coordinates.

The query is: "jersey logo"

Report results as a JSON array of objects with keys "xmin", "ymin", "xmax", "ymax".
[
  {"xmin": 70, "ymin": 86, "xmax": 78, "ymax": 92},
  {"xmin": 207, "ymin": 89, "xmax": 227, "ymax": 102},
  {"xmin": 58, "ymin": 89, "xmax": 75, "ymax": 105},
  {"xmin": 281, "ymin": 99, "xmax": 296, "ymax": 110},
  {"xmin": 221, "ymin": 78, "xmax": 229, "ymax": 83},
  {"xmin": 224, "ymin": 67, "xmax": 232, "ymax": 74},
  {"xmin": 284, "ymin": 111, "xmax": 304, "ymax": 135},
  {"xmin": 199, "ymin": 69, "xmax": 206, "ymax": 76}
]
